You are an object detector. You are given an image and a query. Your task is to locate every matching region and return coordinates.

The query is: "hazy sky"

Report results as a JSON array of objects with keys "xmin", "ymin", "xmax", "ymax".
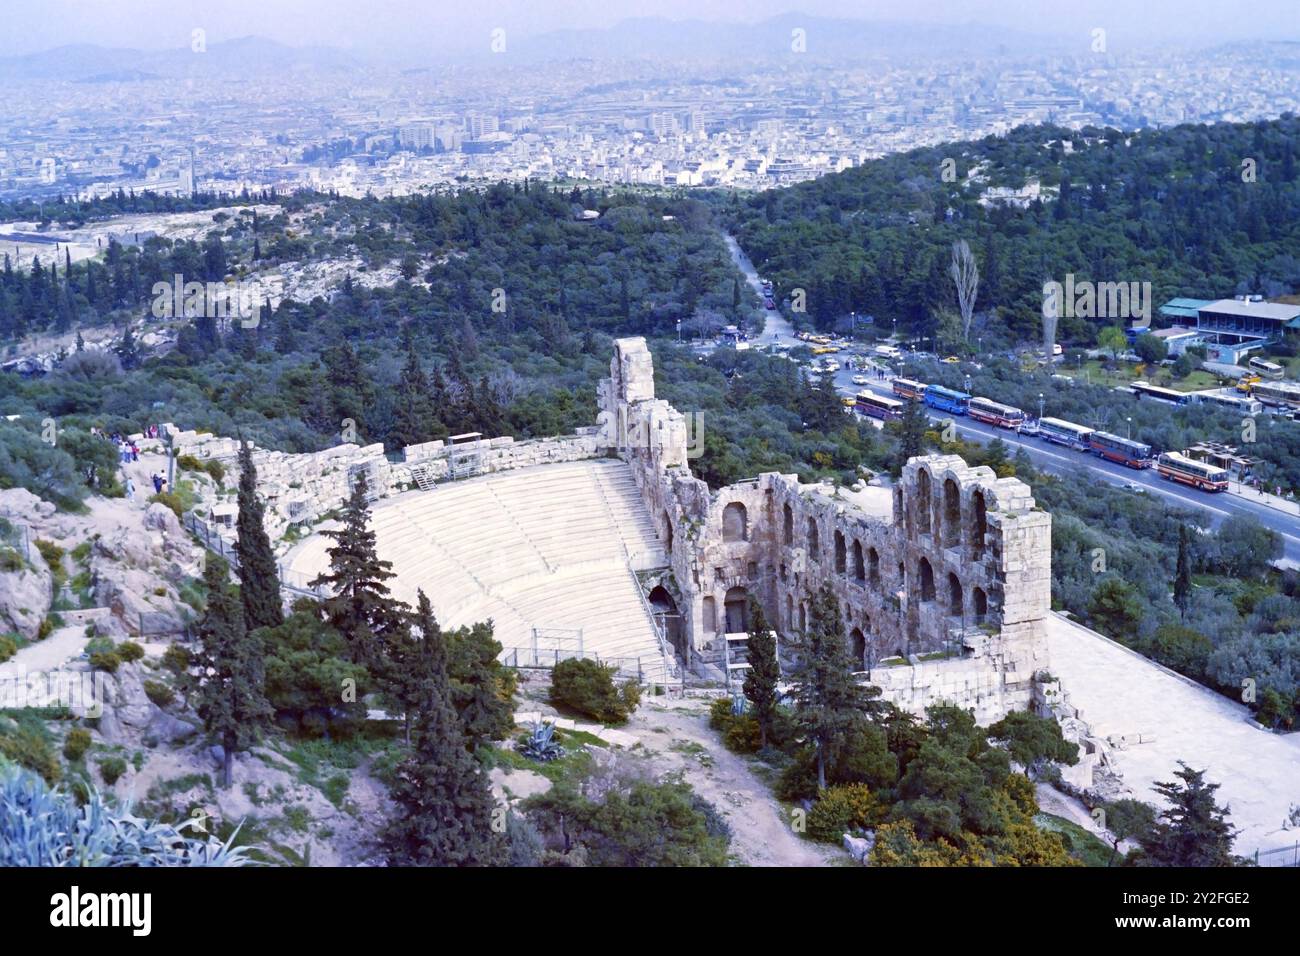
[{"xmin": 4, "ymin": 0, "xmax": 1297, "ymax": 56}]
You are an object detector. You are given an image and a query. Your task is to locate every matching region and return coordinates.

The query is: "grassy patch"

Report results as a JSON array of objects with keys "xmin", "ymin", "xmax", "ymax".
[{"xmin": 1034, "ymin": 812, "xmax": 1115, "ymax": 867}]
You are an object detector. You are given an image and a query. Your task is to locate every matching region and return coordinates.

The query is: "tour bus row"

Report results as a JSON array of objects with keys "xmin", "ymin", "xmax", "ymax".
[{"xmin": 871, "ymin": 378, "xmax": 1230, "ymax": 492}]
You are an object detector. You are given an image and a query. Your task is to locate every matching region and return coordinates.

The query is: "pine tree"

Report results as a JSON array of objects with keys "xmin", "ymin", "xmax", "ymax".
[
  {"xmin": 311, "ymin": 472, "xmax": 406, "ymax": 674},
  {"xmin": 235, "ymin": 440, "xmax": 284, "ymax": 633},
  {"xmin": 742, "ymin": 596, "xmax": 780, "ymax": 750},
  {"xmin": 792, "ymin": 585, "xmax": 875, "ymax": 790},
  {"xmin": 1173, "ymin": 525, "xmax": 1192, "ymax": 619},
  {"xmin": 193, "ymin": 555, "xmax": 274, "ymax": 789},
  {"xmin": 1138, "ymin": 763, "xmax": 1239, "ymax": 867},
  {"xmin": 384, "ymin": 589, "xmax": 507, "ymax": 866}
]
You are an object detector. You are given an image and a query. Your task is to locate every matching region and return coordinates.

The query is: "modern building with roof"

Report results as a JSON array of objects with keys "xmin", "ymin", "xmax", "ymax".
[{"xmin": 1151, "ymin": 296, "xmax": 1300, "ymax": 364}]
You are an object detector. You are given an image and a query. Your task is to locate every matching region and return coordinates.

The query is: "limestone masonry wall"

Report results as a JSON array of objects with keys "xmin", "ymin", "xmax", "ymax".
[{"xmin": 599, "ymin": 336, "xmax": 1053, "ymax": 723}]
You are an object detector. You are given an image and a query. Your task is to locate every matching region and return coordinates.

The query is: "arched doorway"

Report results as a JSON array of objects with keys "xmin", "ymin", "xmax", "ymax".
[
  {"xmin": 947, "ymin": 572, "xmax": 963, "ymax": 617},
  {"xmin": 834, "ymin": 531, "xmax": 847, "ymax": 573},
  {"xmin": 973, "ymin": 586, "xmax": 988, "ymax": 620},
  {"xmin": 722, "ymin": 502, "xmax": 748, "ymax": 542},
  {"xmin": 971, "ymin": 490, "xmax": 988, "ymax": 556},
  {"xmin": 943, "ymin": 479, "xmax": 961, "ymax": 548},
  {"xmin": 807, "ymin": 517, "xmax": 820, "ymax": 562},
  {"xmin": 919, "ymin": 557, "xmax": 935, "ymax": 603},
  {"xmin": 916, "ymin": 469, "xmax": 932, "ymax": 533},
  {"xmin": 849, "ymin": 627, "xmax": 866, "ymax": 670},
  {"xmin": 648, "ymin": 585, "xmax": 684, "ymax": 660},
  {"xmin": 783, "ymin": 503, "xmax": 793, "ymax": 545},
  {"xmin": 724, "ymin": 586, "xmax": 749, "ymax": 634},
  {"xmin": 852, "ymin": 540, "xmax": 865, "ymax": 583}
]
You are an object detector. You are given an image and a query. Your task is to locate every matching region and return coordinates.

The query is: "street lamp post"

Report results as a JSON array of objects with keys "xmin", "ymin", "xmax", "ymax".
[
  {"xmin": 1038, "ymin": 392, "xmax": 1045, "ymax": 421},
  {"xmin": 1126, "ymin": 416, "xmax": 1132, "ymax": 439},
  {"xmin": 676, "ymin": 319, "xmax": 682, "ymax": 344}
]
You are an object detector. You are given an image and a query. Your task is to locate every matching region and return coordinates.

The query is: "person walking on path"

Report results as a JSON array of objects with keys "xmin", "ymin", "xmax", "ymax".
[{"xmin": 125, "ymin": 477, "xmax": 136, "ymax": 502}]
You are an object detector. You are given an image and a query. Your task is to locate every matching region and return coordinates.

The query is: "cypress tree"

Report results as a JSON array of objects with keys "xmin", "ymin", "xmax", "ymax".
[
  {"xmin": 792, "ymin": 585, "xmax": 874, "ymax": 791},
  {"xmin": 743, "ymin": 596, "xmax": 780, "ymax": 750},
  {"xmin": 384, "ymin": 589, "xmax": 507, "ymax": 866},
  {"xmin": 893, "ymin": 398, "xmax": 928, "ymax": 477},
  {"xmin": 193, "ymin": 555, "xmax": 274, "ymax": 789},
  {"xmin": 1173, "ymin": 525, "xmax": 1192, "ymax": 619},
  {"xmin": 235, "ymin": 440, "xmax": 284, "ymax": 633},
  {"xmin": 311, "ymin": 472, "xmax": 406, "ymax": 674}
]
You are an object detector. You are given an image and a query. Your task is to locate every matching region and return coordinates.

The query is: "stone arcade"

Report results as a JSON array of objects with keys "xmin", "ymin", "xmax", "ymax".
[{"xmin": 598, "ymin": 337, "xmax": 1052, "ymax": 723}]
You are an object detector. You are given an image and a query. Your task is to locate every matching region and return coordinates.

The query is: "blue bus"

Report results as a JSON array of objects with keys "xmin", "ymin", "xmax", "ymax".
[{"xmin": 923, "ymin": 384, "xmax": 971, "ymax": 415}]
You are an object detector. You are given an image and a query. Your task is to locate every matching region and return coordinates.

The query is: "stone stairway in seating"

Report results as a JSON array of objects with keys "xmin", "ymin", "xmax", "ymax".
[{"xmin": 283, "ymin": 459, "xmax": 672, "ymax": 680}]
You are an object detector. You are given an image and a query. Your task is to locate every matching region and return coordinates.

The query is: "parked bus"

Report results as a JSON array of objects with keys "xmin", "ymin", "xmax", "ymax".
[
  {"xmin": 891, "ymin": 377, "xmax": 927, "ymax": 401},
  {"xmin": 1038, "ymin": 417, "xmax": 1094, "ymax": 451},
  {"xmin": 1248, "ymin": 356, "xmax": 1285, "ymax": 380},
  {"xmin": 1089, "ymin": 431, "xmax": 1154, "ymax": 469},
  {"xmin": 1251, "ymin": 380, "xmax": 1300, "ymax": 410},
  {"xmin": 967, "ymin": 396, "xmax": 1026, "ymax": 429},
  {"xmin": 923, "ymin": 384, "xmax": 971, "ymax": 415},
  {"xmin": 1156, "ymin": 452, "xmax": 1229, "ymax": 492},
  {"xmin": 1201, "ymin": 392, "xmax": 1263, "ymax": 416},
  {"xmin": 1131, "ymin": 381, "xmax": 1193, "ymax": 406},
  {"xmin": 856, "ymin": 391, "xmax": 905, "ymax": 421}
]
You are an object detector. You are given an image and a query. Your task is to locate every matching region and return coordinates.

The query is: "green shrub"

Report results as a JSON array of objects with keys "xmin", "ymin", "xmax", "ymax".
[
  {"xmin": 143, "ymin": 680, "xmax": 175, "ymax": 709},
  {"xmin": 806, "ymin": 784, "xmax": 885, "ymax": 843},
  {"xmin": 89, "ymin": 650, "xmax": 122, "ymax": 673},
  {"xmin": 37, "ymin": 617, "xmax": 56, "ymax": 641},
  {"xmin": 550, "ymin": 658, "xmax": 640, "ymax": 724},
  {"xmin": 34, "ymin": 539, "xmax": 66, "ymax": 587},
  {"xmin": 0, "ymin": 713, "xmax": 61, "ymax": 784},
  {"xmin": 98, "ymin": 756, "xmax": 128, "ymax": 786},
  {"xmin": 117, "ymin": 641, "xmax": 146, "ymax": 663},
  {"xmin": 63, "ymin": 727, "xmax": 92, "ymax": 761},
  {"xmin": 708, "ymin": 697, "xmax": 761, "ymax": 753},
  {"xmin": 85, "ymin": 635, "xmax": 114, "ymax": 656},
  {"xmin": 149, "ymin": 491, "xmax": 185, "ymax": 518},
  {"xmin": 0, "ymin": 548, "xmax": 24, "ymax": 573},
  {"xmin": 0, "ymin": 635, "xmax": 17, "ymax": 663},
  {"xmin": 161, "ymin": 643, "xmax": 191, "ymax": 675}
]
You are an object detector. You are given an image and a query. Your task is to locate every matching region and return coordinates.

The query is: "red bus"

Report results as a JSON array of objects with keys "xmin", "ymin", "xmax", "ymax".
[
  {"xmin": 967, "ymin": 396, "xmax": 1026, "ymax": 429},
  {"xmin": 891, "ymin": 377, "xmax": 926, "ymax": 401},
  {"xmin": 856, "ymin": 392, "xmax": 905, "ymax": 421},
  {"xmin": 1156, "ymin": 452, "xmax": 1228, "ymax": 492}
]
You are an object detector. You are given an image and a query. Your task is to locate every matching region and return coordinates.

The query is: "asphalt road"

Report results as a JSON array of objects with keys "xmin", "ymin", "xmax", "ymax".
[{"xmin": 835, "ymin": 362, "xmax": 1300, "ymax": 562}]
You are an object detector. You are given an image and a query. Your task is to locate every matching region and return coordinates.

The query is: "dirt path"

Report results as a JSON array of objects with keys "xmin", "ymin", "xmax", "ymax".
[{"xmin": 628, "ymin": 698, "xmax": 840, "ymax": 867}]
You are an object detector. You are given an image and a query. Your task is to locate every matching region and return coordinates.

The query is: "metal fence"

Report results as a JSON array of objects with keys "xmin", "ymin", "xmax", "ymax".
[
  {"xmin": 181, "ymin": 512, "xmax": 327, "ymax": 599},
  {"xmin": 499, "ymin": 645, "xmax": 650, "ymax": 684},
  {"xmin": 1255, "ymin": 842, "xmax": 1300, "ymax": 867}
]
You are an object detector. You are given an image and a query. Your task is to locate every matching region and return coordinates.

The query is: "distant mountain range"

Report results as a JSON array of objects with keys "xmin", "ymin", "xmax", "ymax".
[
  {"xmin": 0, "ymin": 14, "xmax": 1281, "ymax": 80},
  {"xmin": 0, "ymin": 36, "xmax": 359, "ymax": 82}
]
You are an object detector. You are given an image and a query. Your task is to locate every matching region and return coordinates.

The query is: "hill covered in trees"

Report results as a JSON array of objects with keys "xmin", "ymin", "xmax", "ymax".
[{"xmin": 721, "ymin": 115, "xmax": 1300, "ymax": 348}]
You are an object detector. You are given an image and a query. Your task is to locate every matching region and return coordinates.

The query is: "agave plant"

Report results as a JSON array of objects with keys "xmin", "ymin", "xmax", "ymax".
[
  {"xmin": 518, "ymin": 720, "xmax": 565, "ymax": 763},
  {"xmin": 0, "ymin": 758, "xmax": 259, "ymax": 867}
]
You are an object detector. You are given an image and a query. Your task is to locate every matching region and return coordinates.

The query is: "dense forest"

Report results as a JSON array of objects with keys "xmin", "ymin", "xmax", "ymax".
[{"xmin": 721, "ymin": 116, "xmax": 1300, "ymax": 348}]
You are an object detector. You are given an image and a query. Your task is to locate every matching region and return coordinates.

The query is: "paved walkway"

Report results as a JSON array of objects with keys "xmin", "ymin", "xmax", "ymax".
[
  {"xmin": 1047, "ymin": 612, "xmax": 1300, "ymax": 859},
  {"xmin": 1227, "ymin": 481, "xmax": 1300, "ymax": 517}
]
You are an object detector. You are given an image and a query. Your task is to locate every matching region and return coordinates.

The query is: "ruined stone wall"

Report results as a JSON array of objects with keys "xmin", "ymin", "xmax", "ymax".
[
  {"xmin": 599, "ymin": 336, "xmax": 1052, "ymax": 722},
  {"xmin": 162, "ymin": 423, "xmax": 606, "ymax": 546}
]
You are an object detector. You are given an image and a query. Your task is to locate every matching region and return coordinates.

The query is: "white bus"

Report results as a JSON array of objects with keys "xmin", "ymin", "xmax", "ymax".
[
  {"xmin": 1248, "ymin": 356, "xmax": 1285, "ymax": 380},
  {"xmin": 1038, "ymin": 417, "xmax": 1094, "ymax": 451},
  {"xmin": 1201, "ymin": 392, "xmax": 1262, "ymax": 416}
]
